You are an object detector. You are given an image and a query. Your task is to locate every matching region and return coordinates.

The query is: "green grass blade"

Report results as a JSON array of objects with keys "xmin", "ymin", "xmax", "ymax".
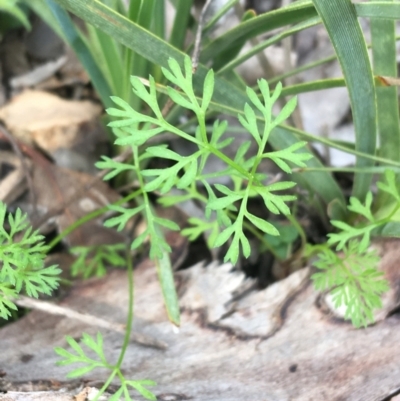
[
  {"xmin": 370, "ymin": 1, "xmax": 400, "ymax": 163},
  {"xmin": 212, "ymin": 9, "xmax": 257, "ymax": 71},
  {"xmin": 280, "ymin": 78, "xmax": 345, "ymax": 96},
  {"xmin": 127, "ymin": 0, "xmax": 141, "ymax": 21},
  {"xmin": 86, "ymin": 24, "xmax": 124, "ymax": 95},
  {"xmin": 151, "ymin": 0, "xmax": 166, "ymax": 81},
  {"xmin": 152, "ymin": 0, "xmax": 165, "ymax": 39},
  {"xmin": 370, "ymin": 0, "xmax": 400, "ymax": 208},
  {"xmin": 200, "ymin": 1, "xmax": 317, "ymax": 64},
  {"xmin": 268, "ymin": 53, "xmax": 336, "ymax": 85},
  {"xmin": 44, "ymin": 0, "xmax": 113, "ymax": 108},
  {"xmin": 203, "ymin": 0, "xmax": 240, "ymax": 35},
  {"xmin": 218, "ymin": 16, "xmax": 321, "ymax": 76},
  {"xmin": 51, "ymin": 0, "xmax": 185, "ymax": 72},
  {"xmin": 311, "ymin": 0, "xmax": 377, "ymax": 201},
  {"xmin": 23, "ymin": 0, "xmax": 64, "ymax": 36},
  {"xmin": 169, "ymin": 0, "xmax": 193, "ymax": 50},
  {"xmin": 155, "ymin": 251, "xmax": 180, "ymax": 326},
  {"xmin": 355, "ymin": 2, "xmax": 400, "ymax": 18}
]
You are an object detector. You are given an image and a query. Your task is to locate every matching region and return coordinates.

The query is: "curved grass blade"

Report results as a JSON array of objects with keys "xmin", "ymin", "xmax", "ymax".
[
  {"xmin": 355, "ymin": 2, "xmax": 400, "ymax": 19},
  {"xmin": 370, "ymin": 0, "xmax": 400, "ymax": 207},
  {"xmin": 280, "ymin": 78, "xmax": 345, "ymax": 97},
  {"xmin": 370, "ymin": 1, "xmax": 400, "ymax": 162},
  {"xmin": 43, "ymin": 0, "xmax": 113, "ymax": 108},
  {"xmin": 155, "ymin": 251, "xmax": 180, "ymax": 326},
  {"xmin": 217, "ymin": 16, "xmax": 321, "ymax": 76},
  {"xmin": 311, "ymin": 0, "xmax": 377, "ymax": 201},
  {"xmin": 169, "ymin": 0, "xmax": 193, "ymax": 50},
  {"xmin": 200, "ymin": 1, "xmax": 317, "ymax": 64}
]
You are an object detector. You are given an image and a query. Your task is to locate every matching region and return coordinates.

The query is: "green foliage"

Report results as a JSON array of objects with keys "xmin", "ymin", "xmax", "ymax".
[
  {"xmin": 328, "ymin": 170, "xmax": 400, "ymax": 254},
  {"xmin": 6, "ymin": 0, "xmax": 400, "ymax": 396},
  {"xmin": 263, "ymin": 222, "xmax": 299, "ymax": 261},
  {"xmin": 309, "ymin": 241, "xmax": 388, "ymax": 328},
  {"xmin": 97, "ymin": 56, "xmax": 312, "ymax": 266},
  {"xmin": 307, "ymin": 169, "xmax": 400, "ymax": 327},
  {"xmin": 55, "ymin": 332, "xmax": 156, "ymax": 400},
  {"xmin": 0, "ymin": 202, "xmax": 61, "ymax": 319},
  {"xmin": 0, "ymin": 0, "xmax": 30, "ymax": 30},
  {"xmin": 70, "ymin": 243, "xmax": 126, "ymax": 279}
]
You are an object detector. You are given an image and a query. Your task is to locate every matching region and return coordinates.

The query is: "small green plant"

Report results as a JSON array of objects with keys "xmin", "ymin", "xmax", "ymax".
[
  {"xmin": 307, "ymin": 169, "xmax": 400, "ymax": 327},
  {"xmin": 96, "ymin": 56, "xmax": 312, "ymax": 265},
  {"xmin": 96, "ymin": 56, "xmax": 393, "ymax": 330},
  {"xmin": 55, "ymin": 333, "xmax": 156, "ymax": 401},
  {"xmin": 70, "ymin": 243, "xmax": 126, "ymax": 278},
  {"xmin": 0, "ymin": 201, "xmax": 60, "ymax": 319},
  {"xmin": 309, "ymin": 240, "xmax": 387, "ymax": 328}
]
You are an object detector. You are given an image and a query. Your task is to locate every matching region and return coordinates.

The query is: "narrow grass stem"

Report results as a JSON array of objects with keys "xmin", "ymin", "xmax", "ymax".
[{"xmin": 116, "ymin": 247, "xmax": 134, "ymax": 368}]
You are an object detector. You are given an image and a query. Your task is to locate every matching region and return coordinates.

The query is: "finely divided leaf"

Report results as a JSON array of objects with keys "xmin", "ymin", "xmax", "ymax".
[
  {"xmin": 95, "ymin": 156, "xmax": 136, "ymax": 180},
  {"xmin": 201, "ymin": 69, "xmax": 214, "ymax": 112},
  {"xmin": 272, "ymin": 96, "xmax": 297, "ymax": 127},
  {"xmin": 245, "ymin": 212, "xmax": 279, "ymax": 236},
  {"xmin": 246, "ymin": 85, "xmax": 265, "ymax": 115},
  {"xmin": 145, "ymin": 146, "xmax": 183, "ymax": 161},
  {"xmin": 238, "ymin": 103, "xmax": 261, "ymax": 145},
  {"xmin": 263, "ymin": 141, "xmax": 312, "ymax": 174},
  {"xmin": 178, "ymin": 159, "xmax": 197, "ymax": 189},
  {"xmin": 254, "ymin": 185, "xmax": 296, "ymax": 215},
  {"xmin": 271, "ymin": 82, "xmax": 283, "ymax": 105},
  {"xmin": 167, "ymin": 87, "xmax": 194, "ymax": 110},
  {"xmin": 213, "ymin": 224, "xmax": 236, "ymax": 248},
  {"xmin": 377, "ymin": 169, "xmax": 400, "ymax": 201},
  {"xmin": 347, "ymin": 192, "xmax": 374, "ymax": 222}
]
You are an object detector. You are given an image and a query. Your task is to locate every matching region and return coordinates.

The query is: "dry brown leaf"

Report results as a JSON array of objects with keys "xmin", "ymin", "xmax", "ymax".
[
  {"xmin": 0, "ymin": 90, "xmax": 105, "ymax": 157},
  {"xmin": 29, "ymin": 162, "xmax": 124, "ymax": 247}
]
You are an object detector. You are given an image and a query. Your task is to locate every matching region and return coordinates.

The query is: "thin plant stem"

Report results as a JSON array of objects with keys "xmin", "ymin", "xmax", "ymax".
[{"xmin": 48, "ymin": 189, "xmax": 142, "ymax": 251}]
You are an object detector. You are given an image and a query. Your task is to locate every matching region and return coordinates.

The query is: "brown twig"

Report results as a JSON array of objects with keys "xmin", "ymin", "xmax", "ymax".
[
  {"xmin": 15, "ymin": 296, "xmax": 167, "ymax": 350},
  {"xmin": 192, "ymin": 0, "xmax": 213, "ymax": 73}
]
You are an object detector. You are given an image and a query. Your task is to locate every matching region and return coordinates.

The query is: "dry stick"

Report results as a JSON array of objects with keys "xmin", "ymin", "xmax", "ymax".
[
  {"xmin": 0, "ymin": 124, "xmax": 37, "ymax": 214},
  {"xmin": 15, "ymin": 296, "xmax": 167, "ymax": 350},
  {"xmin": 192, "ymin": 0, "xmax": 214, "ymax": 73}
]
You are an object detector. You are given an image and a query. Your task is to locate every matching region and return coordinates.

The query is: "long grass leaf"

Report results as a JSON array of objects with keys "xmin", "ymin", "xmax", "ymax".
[
  {"xmin": 44, "ymin": 0, "xmax": 113, "ymax": 107},
  {"xmin": 169, "ymin": 0, "xmax": 193, "ymax": 50},
  {"xmin": 370, "ymin": 0, "xmax": 400, "ymax": 208},
  {"xmin": 155, "ymin": 251, "xmax": 180, "ymax": 326},
  {"xmin": 200, "ymin": 1, "xmax": 317, "ymax": 63},
  {"xmin": 370, "ymin": 1, "xmax": 400, "ymax": 163},
  {"xmin": 311, "ymin": 0, "xmax": 377, "ymax": 201},
  {"xmin": 355, "ymin": 2, "xmax": 400, "ymax": 18},
  {"xmin": 218, "ymin": 16, "xmax": 321, "ymax": 76}
]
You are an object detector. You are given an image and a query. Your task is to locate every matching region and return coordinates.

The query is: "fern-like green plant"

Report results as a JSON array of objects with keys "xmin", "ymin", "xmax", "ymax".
[
  {"xmin": 0, "ymin": 201, "xmax": 61, "ymax": 319},
  {"xmin": 96, "ymin": 55, "xmax": 312, "ymax": 266},
  {"xmin": 55, "ymin": 333, "xmax": 156, "ymax": 401},
  {"xmin": 70, "ymin": 243, "xmax": 126, "ymax": 279},
  {"xmin": 307, "ymin": 169, "xmax": 400, "ymax": 327}
]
